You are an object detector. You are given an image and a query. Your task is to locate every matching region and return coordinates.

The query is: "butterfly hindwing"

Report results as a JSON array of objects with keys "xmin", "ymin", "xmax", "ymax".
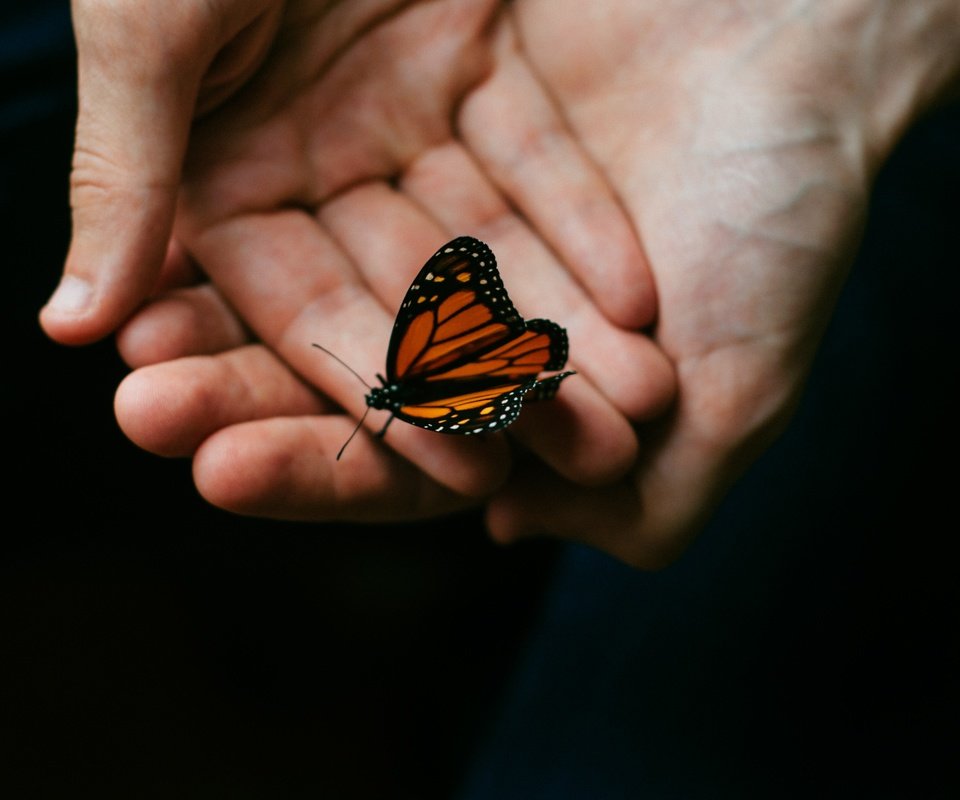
[
  {"xmin": 391, "ymin": 371, "xmax": 576, "ymax": 435},
  {"xmin": 392, "ymin": 379, "xmax": 537, "ymax": 434}
]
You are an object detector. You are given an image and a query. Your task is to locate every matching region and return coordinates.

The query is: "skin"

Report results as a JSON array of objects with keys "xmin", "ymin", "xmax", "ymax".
[{"xmin": 42, "ymin": 0, "xmax": 960, "ymax": 566}]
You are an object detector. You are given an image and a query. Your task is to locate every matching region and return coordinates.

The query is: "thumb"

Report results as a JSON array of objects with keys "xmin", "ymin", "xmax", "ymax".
[{"xmin": 40, "ymin": 4, "xmax": 214, "ymax": 344}]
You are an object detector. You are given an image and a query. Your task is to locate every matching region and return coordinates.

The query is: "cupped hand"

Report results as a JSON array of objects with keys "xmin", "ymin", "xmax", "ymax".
[
  {"xmin": 104, "ymin": 1, "xmax": 674, "ymax": 520},
  {"xmin": 485, "ymin": 0, "xmax": 960, "ymax": 565}
]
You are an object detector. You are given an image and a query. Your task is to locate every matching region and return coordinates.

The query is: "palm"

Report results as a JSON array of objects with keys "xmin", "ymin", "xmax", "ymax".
[{"xmin": 487, "ymin": 2, "xmax": 873, "ymax": 562}]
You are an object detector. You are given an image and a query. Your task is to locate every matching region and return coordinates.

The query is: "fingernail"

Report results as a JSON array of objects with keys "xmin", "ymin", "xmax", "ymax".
[{"xmin": 45, "ymin": 275, "xmax": 93, "ymax": 315}]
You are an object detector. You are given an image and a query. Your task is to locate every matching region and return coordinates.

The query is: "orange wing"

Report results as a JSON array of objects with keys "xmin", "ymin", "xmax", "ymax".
[
  {"xmin": 365, "ymin": 236, "xmax": 574, "ymax": 435},
  {"xmin": 392, "ymin": 372, "xmax": 575, "ymax": 435},
  {"xmin": 385, "ymin": 238, "xmax": 568, "ymax": 382}
]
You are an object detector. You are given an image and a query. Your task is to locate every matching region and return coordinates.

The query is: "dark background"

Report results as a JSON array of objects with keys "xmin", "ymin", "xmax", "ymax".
[
  {"xmin": 3, "ymin": 6, "xmax": 558, "ymax": 797},
  {"xmin": 3, "ymin": 4, "xmax": 958, "ymax": 798}
]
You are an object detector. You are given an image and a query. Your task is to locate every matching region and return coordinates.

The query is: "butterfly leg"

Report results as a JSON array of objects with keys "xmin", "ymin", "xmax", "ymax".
[{"xmin": 376, "ymin": 414, "xmax": 396, "ymax": 438}]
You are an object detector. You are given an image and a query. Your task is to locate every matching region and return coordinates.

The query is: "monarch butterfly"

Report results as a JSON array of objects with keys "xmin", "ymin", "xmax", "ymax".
[{"xmin": 315, "ymin": 236, "xmax": 575, "ymax": 459}]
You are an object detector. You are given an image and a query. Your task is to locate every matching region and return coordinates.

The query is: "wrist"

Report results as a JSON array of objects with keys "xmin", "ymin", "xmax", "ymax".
[{"xmin": 833, "ymin": 0, "xmax": 960, "ymax": 168}]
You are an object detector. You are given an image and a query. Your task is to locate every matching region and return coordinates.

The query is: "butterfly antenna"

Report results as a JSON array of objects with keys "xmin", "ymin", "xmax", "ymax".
[
  {"xmin": 337, "ymin": 406, "xmax": 371, "ymax": 461},
  {"xmin": 312, "ymin": 344, "xmax": 375, "ymax": 459},
  {"xmin": 312, "ymin": 343, "xmax": 373, "ymax": 390}
]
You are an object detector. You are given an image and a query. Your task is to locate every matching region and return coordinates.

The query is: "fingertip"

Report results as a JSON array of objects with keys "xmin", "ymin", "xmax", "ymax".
[
  {"xmin": 591, "ymin": 331, "xmax": 678, "ymax": 424},
  {"xmin": 192, "ymin": 420, "xmax": 360, "ymax": 518},
  {"xmin": 116, "ymin": 285, "xmax": 248, "ymax": 367},
  {"xmin": 43, "ymin": 274, "xmax": 94, "ymax": 318},
  {"xmin": 40, "ymin": 223, "xmax": 171, "ymax": 346},
  {"xmin": 39, "ymin": 274, "xmax": 108, "ymax": 345},
  {"xmin": 114, "ymin": 370, "xmax": 157, "ymax": 451},
  {"xmin": 191, "ymin": 417, "xmax": 471, "ymax": 522},
  {"xmin": 115, "ymin": 368, "xmax": 178, "ymax": 456},
  {"xmin": 115, "ymin": 303, "xmax": 174, "ymax": 367},
  {"xmin": 633, "ymin": 344, "xmax": 679, "ymax": 421},
  {"xmin": 571, "ymin": 219, "xmax": 658, "ymax": 331},
  {"xmin": 191, "ymin": 425, "xmax": 277, "ymax": 516},
  {"xmin": 486, "ymin": 472, "xmax": 658, "ymax": 566},
  {"xmin": 115, "ymin": 364, "xmax": 213, "ymax": 457},
  {"xmin": 484, "ymin": 497, "xmax": 544, "ymax": 546}
]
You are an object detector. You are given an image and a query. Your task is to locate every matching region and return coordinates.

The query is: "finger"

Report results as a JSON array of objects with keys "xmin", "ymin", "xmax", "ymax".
[
  {"xmin": 117, "ymin": 283, "xmax": 250, "ymax": 367},
  {"xmin": 506, "ymin": 376, "xmax": 637, "ymax": 486},
  {"xmin": 115, "ymin": 344, "xmax": 326, "ymax": 457},
  {"xmin": 458, "ymin": 19, "xmax": 657, "ymax": 330},
  {"xmin": 486, "ymin": 467, "xmax": 644, "ymax": 553},
  {"xmin": 484, "ymin": 462, "xmax": 697, "ymax": 571},
  {"xmin": 193, "ymin": 416, "xmax": 471, "ymax": 522},
  {"xmin": 42, "ymin": 1, "xmax": 280, "ymax": 344},
  {"xmin": 153, "ymin": 238, "xmax": 204, "ymax": 294},
  {"xmin": 40, "ymin": 3, "xmax": 215, "ymax": 344}
]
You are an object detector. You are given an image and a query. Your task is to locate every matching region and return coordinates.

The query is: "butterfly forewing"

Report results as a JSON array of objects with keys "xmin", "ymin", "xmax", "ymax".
[{"xmin": 386, "ymin": 237, "xmax": 526, "ymax": 383}]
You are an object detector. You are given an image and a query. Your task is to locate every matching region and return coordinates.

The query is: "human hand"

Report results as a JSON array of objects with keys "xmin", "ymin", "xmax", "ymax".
[
  {"xmin": 105, "ymin": 1, "xmax": 675, "ymax": 519},
  {"xmin": 40, "ymin": 0, "xmax": 286, "ymax": 344},
  {"xmin": 483, "ymin": 0, "xmax": 960, "ymax": 564}
]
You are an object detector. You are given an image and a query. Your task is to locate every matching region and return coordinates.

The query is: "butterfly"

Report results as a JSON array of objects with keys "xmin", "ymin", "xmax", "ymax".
[{"xmin": 315, "ymin": 235, "xmax": 575, "ymax": 459}]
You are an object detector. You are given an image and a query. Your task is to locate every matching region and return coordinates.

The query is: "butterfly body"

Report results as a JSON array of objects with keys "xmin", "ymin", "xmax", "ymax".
[{"xmin": 318, "ymin": 236, "xmax": 574, "ymax": 456}]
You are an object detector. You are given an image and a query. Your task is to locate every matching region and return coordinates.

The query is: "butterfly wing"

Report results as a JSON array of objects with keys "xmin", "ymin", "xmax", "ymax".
[
  {"xmin": 386, "ymin": 237, "xmax": 521, "ymax": 382},
  {"xmin": 376, "ymin": 236, "xmax": 574, "ymax": 434},
  {"xmin": 386, "ymin": 237, "xmax": 568, "ymax": 381},
  {"xmin": 390, "ymin": 370, "xmax": 576, "ymax": 435}
]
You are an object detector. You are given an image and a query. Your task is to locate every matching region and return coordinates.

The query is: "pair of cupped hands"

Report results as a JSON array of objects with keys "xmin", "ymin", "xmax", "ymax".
[{"xmin": 40, "ymin": 0, "xmax": 957, "ymax": 566}]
